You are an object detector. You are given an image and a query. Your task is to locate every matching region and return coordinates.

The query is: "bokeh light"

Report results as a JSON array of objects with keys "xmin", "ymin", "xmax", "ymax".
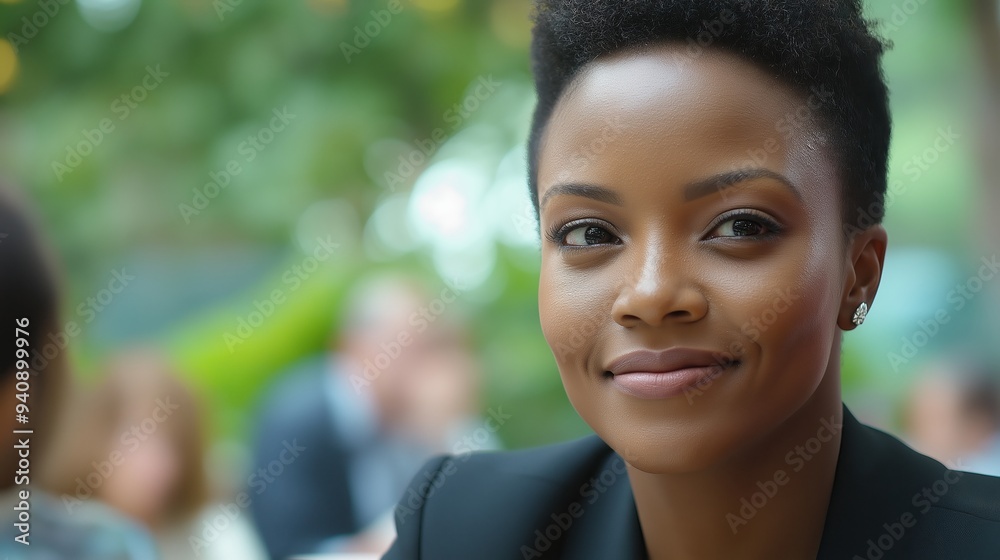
[
  {"xmin": 76, "ymin": 0, "xmax": 142, "ymax": 32},
  {"xmin": 0, "ymin": 39, "xmax": 18, "ymax": 94}
]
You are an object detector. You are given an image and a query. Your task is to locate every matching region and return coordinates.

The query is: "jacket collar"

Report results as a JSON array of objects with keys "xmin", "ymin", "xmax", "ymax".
[
  {"xmin": 589, "ymin": 405, "xmax": 925, "ymax": 559},
  {"xmin": 815, "ymin": 405, "xmax": 937, "ymax": 558}
]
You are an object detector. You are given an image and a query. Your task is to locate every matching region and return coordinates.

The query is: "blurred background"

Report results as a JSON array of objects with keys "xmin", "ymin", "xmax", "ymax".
[{"xmin": 0, "ymin": 0, "xmax": 998, "ymax": 558}]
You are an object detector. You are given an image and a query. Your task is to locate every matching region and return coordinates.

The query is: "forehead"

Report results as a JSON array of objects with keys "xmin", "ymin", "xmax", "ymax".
[{"xmin": 537, "ymin": 44, "xmax": 837, "ymax": 209}]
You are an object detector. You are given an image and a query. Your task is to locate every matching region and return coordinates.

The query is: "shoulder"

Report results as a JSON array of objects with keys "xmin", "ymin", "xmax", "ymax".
[
  {"xmin": 447, "ymin": 432, "xmax": 614, "ymax": 481},
  {"xmin": 253, "ymin": 357, "xmax": 330, "ymax": 425},
  {"xmin": 0, "ymin": 491, "xmax": 159, "ymax": 559},
  {"xmin": 932, "ymin": 466, "xmax": 1000, "ymax": 519},
  {"xmin": 831, "ymin": 413, "xmax": 1000, "ymax": 558},
  {"xmin": 260, "ymin": 356, "xmax": 329, "ymax": 403},
  {"xmin": 385, "ymin": 435, "xmax": 626, "ymax": 559},
  {"xmin": 914, "ymin": 462, "xmax": 1000, "ymax": 555},
  {"xmin": 398, "ymin": 434, "xmax": 616, "ymax": 515},
  {"xmin": 856, "ymin": 419, "xmax": 1000, "ymax": 520}
]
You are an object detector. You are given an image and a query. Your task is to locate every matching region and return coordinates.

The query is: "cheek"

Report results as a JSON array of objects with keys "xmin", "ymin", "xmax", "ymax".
[
  {"xmin": 538, "ymin": 262, "xmax": 575, "ymax": 367},
  {"xmin": 538, "ymin": 255, "xmax": 611, "ymax": 372},
  {"xmin": 539, "ymin": 261, "xmax": 610, "ymax": 428},
  {"xmin": 737, "ymin": 246, "xmax": 843, "ymax": 392}
]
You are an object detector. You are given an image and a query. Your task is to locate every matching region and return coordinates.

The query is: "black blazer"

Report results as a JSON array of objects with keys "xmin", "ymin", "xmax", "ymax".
[
  {"xmin": 249, "ymin": 361, "xmax": 359, "ymax": 559},
  {"xmin": 383, "ymin": 406, "xmax": 1000, "ymax": 559}
]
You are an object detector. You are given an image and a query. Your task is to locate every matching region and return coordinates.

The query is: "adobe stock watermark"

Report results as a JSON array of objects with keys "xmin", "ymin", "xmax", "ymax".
[
  {"xmin": 188, "ymin": 439, "xmax": 306, "ymax": 556},
  {"xmin": 543, "ymin": 5, "xmax": 737, "ymax": 193},
  {"xmin": 5, "ymin": 0, "xmax": 73, "ymax": 53},
  {"xmin": 851, "ymin": 463, "xmax": 965, "ymax": 560},
  {"xmin": 382, "ymin": 74, "xmax": 502, "ymax": 191},
  {"xmin": 511, "ymin": 200, "xmax": 540, "ymax": 241},
  {"xmin": 846, "ymin": 126, "xmax": 961, "ymax": 237},
  {"xmin": 29, "ymin": 268, "xmax": 136, "ymax": 373},
  {"xmin": 212, "ymin": 0, "xmax": 248, "ymax": 21},
  {"xmin": 51, "ymin": 65, "xmax": 169, "ymax": 182},
  {"xmin": 663, "ymin": 8, "xmax": 737, "ymax": 69},
  {"xmin": 548, "ymin": 316, "xmax": 739, "ymax": 406},
  {"xmin": 340, "ymin": 0, "xmax": 405, "ymax": 63},
  {"xmin": 223, "ymin": 235, "xmax": 339, "ymax": 353},
  {"xmin": 349, "ymin": 280, "xmax": 466, "ymax": 392},
  {"xmin": 888, "ymin": 254, "xmax": 999, "ymax": 372},
  {"xmin": 741, "ymin": 288, "xmax": 801, "ymax": 343},
  {"xmin": 394, "ymin": 406, "xmax": 511, "ymax": 526},
  {"xmin": 62, "ymin": 395, "xmax": 181, "ymax": 513},
  {"xmin": 552, "ymin": 115, "xmax": 626, "ymax": 185},
  {"xmin": 684, "ymin": 287, "xmax": 800, "ymax": 404},
  {"xmin": 742, "ymin": 85, "xmax": 835, "ymax": 172},
  {"xmin": 898, "ymin": 127, "xmax": 961, "ymax": 182},
  {"xmin": 178, "ymin": 106, "xmax": 296, "ymax": 223},
  {"xmin": 519, "ymin": 454, "xmax": 632, "ymax": 559},
  {"xmin": 726, "ymin": 415, "xmax": 842, "ymax": 534},
  {"xmin": 664, "ymin": 84, "xmax": 837, "ymax": 205},
  {"xmin": 452, "ymin": 406, "xmax": 512, "ymax": 458},
  {"xmin": 550, "ymin": 316, "xmax": 599, "ymax": 364},
  {"xmin": 881, "ymin": 0, "xmax": 932, "ymax": 36}
]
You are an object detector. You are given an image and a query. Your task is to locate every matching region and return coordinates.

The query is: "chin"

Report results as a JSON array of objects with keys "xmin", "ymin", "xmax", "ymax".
[
  {"xmin": 565, "ymin": 368, "xmax": 829, "ymax": 475},
  {"xmin": 561, "ymin": 383, "xmax": 747, "ymax": 474},
  {"xmin": 601, "ymin": 412, "xmax": 760, "ymax": 474}
]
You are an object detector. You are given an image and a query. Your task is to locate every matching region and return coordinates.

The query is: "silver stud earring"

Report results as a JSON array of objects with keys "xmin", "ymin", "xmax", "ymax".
[{"xmin": 852, "ymin": 302, "xmax": 868, "ymax": 327}]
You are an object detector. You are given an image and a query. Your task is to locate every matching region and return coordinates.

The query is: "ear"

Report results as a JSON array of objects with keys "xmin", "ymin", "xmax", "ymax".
[{"xmin": 839, "ymin": 225, "xmax": 888, "ymax": 331}]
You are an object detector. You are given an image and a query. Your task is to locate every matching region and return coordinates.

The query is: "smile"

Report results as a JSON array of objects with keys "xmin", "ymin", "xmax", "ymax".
[{"xmin": 605, "ymin": 348, "xmax": 737, "ymax": 400}]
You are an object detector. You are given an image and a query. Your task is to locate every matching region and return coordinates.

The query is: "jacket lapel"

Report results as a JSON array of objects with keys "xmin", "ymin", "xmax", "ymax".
[
  {"xmin": 557, "ymin": 450, "xmax": 648, "ymax": 559},
  {"xmin": 568, "ymin": 406, "xmax": 930, "ymax": 559},
  {"xmin": 816, "ymin": 405, "xmax": 931, "ymax": 559},
  {"xmin": 524, "ymin": 405, "xmax": 944, "ymax": 559}
]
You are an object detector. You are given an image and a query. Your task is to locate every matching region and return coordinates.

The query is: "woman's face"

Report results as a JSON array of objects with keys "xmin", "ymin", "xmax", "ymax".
[{"xmin": 536, "ymin": 44, "xmax": 853, "ymax": 473}]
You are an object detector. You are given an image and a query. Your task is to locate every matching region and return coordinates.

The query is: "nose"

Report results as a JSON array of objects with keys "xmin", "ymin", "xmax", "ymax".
[{"xmin": 611, "ymin": 242, "xmax": 709, "ymax": 328}]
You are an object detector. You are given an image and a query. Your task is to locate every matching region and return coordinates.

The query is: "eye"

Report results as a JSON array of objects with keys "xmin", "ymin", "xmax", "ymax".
[
  {"xmin": 566, "ymin": 225, "xmax": 617, "ymax": 246},
  {"xmin": 547, "ymin": 220, "xmax": 621, "ymax": 247},
  {"xmin": 717, "ymin": 218, "xmax": 765, "ymax": 237},
  {"xmin": 706, "ymin": 210, "xmax": 781, "ymax": 239}
]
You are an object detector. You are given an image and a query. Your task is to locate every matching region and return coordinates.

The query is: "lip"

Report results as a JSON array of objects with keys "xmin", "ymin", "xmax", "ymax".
[{"xmin": 606, "ymin": 348, "xmax": 735, "ymax": 400}]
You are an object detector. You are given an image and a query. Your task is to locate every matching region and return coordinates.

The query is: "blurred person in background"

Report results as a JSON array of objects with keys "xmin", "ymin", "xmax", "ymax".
[
  {"xmin": 0, "ymin": 182, "xmax": 159, "ymax": 559},
  {"xmin": 903, "ymin": 359, "xmax": 1000, "ymax": 476},
  {"xmin": 249, "ymin": 274, "xmax": 496, "ymax": 559},
  {"xmin": 41, "ymin": 349, "xmax": 266, "ymax": 560}
]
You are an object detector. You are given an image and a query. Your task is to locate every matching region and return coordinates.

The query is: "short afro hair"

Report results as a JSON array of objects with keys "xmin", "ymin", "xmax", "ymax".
[{"xmin": 527, "ymin": 0, "xmax": 892, "ymax": 230}]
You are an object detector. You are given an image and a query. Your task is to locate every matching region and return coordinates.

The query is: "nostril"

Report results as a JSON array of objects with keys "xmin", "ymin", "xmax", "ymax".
[
  {"xmin": 611, "ymin": 281, "xmax": 709, "ymax": 327},
  {"xmin": 617, "ymin": 313, "xmax": 644, "ymax": 326}
]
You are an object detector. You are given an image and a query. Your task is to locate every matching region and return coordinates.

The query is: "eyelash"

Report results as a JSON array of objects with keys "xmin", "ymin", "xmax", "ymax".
[
  {"xmin": 545, "ymin": 219, "xmax": 620, "ymax": 247},
  {"xmin": 545, "ymin": 210, "xmax": 783, "ymax": 248},
  {"xmin": 705, "ymin": 209, "xmax": 784, "ymax": 239}
]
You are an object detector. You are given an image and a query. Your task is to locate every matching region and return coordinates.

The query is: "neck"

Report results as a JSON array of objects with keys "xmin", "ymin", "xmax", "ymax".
[{"xmin": 628, "ymin": 363, "xmax": 844, "ymax": 560}]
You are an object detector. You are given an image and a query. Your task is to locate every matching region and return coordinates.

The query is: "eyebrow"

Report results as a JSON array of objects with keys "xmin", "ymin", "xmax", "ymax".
[
  {"xmin": 539, "ymin": 167, "xmax": 802, "ymax": 210},
  {"xmin": 539, "ymin": 183, "xmax": 624, "ymax": 210},
  {"xmin": 683, "ymin": 168, "xmax": 802, "ymax": 201}
]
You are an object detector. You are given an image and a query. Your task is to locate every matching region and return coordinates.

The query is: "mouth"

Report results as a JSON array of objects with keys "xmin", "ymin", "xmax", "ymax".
[{"xmin": 604, "ymin": 348, "xmax": 739, "ymax": 400}]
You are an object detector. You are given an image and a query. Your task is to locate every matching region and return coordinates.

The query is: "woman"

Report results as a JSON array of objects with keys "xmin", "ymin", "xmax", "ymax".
[
  {"xmin": 0, "ymin": 183, "xmax": 160, "ymax": 559},
  {"xmin": 384, "ymin": 1, "xmax": 1000, "ymax": 558},
  {"xmin": 42, "ymin": 350, "xmax": 266, "ymax": 560}
]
